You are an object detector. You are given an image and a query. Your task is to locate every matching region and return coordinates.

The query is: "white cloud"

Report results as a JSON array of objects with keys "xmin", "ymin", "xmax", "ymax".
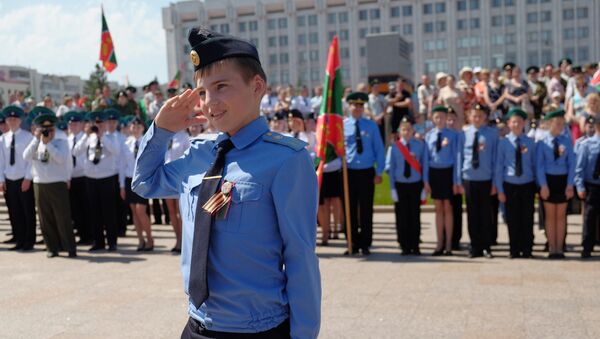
[{"xmin": 0, "ymin": 0, "xmax": 168, "ymax": 86}]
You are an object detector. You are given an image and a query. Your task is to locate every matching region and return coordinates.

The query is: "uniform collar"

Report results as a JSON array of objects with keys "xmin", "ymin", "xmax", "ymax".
[
  {"xmin": 592, "ymin": 134, "xmax": 600, "ymax": 142},
  {"xmin": 214, "ymin": 116, "xmax": 269, "ymax": 150},
  {"xmin": 507, "ymin": 132, "xmax": 522, "ymax": 141}
]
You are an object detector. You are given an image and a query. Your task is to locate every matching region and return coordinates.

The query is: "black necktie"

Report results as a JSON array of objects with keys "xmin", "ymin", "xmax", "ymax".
[
  {"xmin": 9, "ymin": 133, "xmax": 15, "ymax": 166},
  {"xmin": 134, "ymin": 140, "xmax": 139, "ymax": 158},
  {"xmin": 189, "ymin": 139, "xmax": 235, "ymax": 309},
  {"xmin": 403, "ymin": 142, "xmax": 411, "ymax": 178},
  {"xmin": 553, "ymin": 138, "xmax": 560, "ymax": 160},
  {"xmin": 515, "ymin": 137, "xmax": 523, "ymax": 177},
  {"xmin": 93, "ymin": 141, "xmax": 102, "ymax": 165},
  {"xmin": 355, "ymin": 120, "xmax": 363, "ymax": 154},
  {"xmin": 72, "ymin": 135, "xmax": 77, "ymax": 168},
  {"xmin": 472, "ymin": 131, "xmax": 480, "ymax": 169},
  {"xmin": 294, "ymin": 132, "xmax": 299, "ymax": 139},
  {"xmin": 436, "ymin": 132, "xmax": 442, "ymax": 152},
  {"xmin": 593, "ymin": 151, "xmax": 600, "ymax": 180}
]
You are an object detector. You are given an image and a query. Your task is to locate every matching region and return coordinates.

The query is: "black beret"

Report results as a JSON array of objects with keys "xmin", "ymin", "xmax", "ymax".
[
  {"xmin": 526, "ymin": 66, "xmax": 539, "ymax": 74},
  {"xmin": 188, "ymin": 26, "xmax": 260, "ymax": 72},
  {"xmin": 125, "ymin": 86, "xmax": 137, "ymax": 93},
  {"xmin": 346, "ymin": 92, "xmax": 368, "ymax": 104},
  {"xmin": 503, "ymin": 62, "xmax": 516, "ymax": 71},
  {"xmin": 1, "ymin": 105, "xmax": 24, "ymax": 119},
  {"xmin": 559, "ymin": 58, "xmax": 572, "ymax": 66},
  {"xmin": 117, "ymin": 90, "xmax": 127, "ymax": 97},
  {"xmin": 288, "ymin": 109, "xmax": 304, "ymax": 120}
]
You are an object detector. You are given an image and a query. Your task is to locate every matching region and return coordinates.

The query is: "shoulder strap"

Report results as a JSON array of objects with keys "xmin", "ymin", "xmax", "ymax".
[{"xmin": 263, "ymin": 132, "xmax": 307, "ymax": 151}]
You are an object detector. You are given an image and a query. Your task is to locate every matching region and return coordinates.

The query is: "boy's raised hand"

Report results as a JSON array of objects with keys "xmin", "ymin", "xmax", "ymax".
[{"xmin": 155, "ymin": 88, "xmax": 206, "ymax": 132}]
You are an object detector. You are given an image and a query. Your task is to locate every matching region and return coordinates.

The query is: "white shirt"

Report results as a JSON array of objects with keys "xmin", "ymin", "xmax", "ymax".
[
  {"xmin": 291, "ymin": 96, "xmax": 313, "ymax": 117},
  {"xmin": 165, "ymin": 131, "xmax": 191, "ymax": 164},
  {"xmin": 56, "ymin": 105, "xmax": 70, "ymax": 118},
  {"xmin": 72, "ymin": 132, "xmax": 121, "ymax": 181},
  {"xmin": 123, "ymin": 136, "xmax": 140, "ymax": 178},
  {"xmin": 68, "ymin": 131, "xmax": 86, "ymax": 178},
  {"xmin": 310, "ymin": 95, "xmax": 323, "ymax": 115},
  {"xmin": 23, "ymin": 138, "xmax": 70, "ymax": 183},
  {"xmin": 260, "ymin": 94, "xmax": 277, "ymax": 118},
  {"xmin": 0, "ymin": 129, "xmax": 33, "ymax": 181}
]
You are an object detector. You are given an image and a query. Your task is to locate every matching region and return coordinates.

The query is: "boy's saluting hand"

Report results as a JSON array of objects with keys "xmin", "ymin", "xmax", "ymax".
[{"xmin": 155, "ymin": 88, "xmax": 206, "ymax": 133}]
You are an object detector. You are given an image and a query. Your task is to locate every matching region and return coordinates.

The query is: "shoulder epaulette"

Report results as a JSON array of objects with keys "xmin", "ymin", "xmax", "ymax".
[{"xmin": 262, "ymin": 131, "xmax": 307, "ymax": 151}]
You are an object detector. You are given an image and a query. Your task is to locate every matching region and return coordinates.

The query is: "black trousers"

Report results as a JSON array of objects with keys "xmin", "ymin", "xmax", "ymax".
[
  {"xmin": 86, "ymin": 175, "xmax": 118, "ymax": 247},
  {"xmin": 394, "ymin": 181, "xmax": 423, "ymax": 252},
  {"xmin": 348, "ymin": 168, "xmax": 375, "ymax": 250},
  {"xmin": 181, "ymin": 318, "xmax": 290, "ymax": 339},
  {"xmin": 151, "ymin": 199, "xmax": 169, "ymax": 224},
  {"xmin": 583, "ymin": 183, "xmax": 600, "ymax": 252},
  {"xmin": 5, "ymin": 178, "xmax": 36, "ymax": 247},
  {"xmin": 490, "ymin": 194, "xmax": 499, "ymax": 244},
  {"xmin": 114, "ymin": 176, "xmax": 127, "ymax": 235},
  {"xmin": 451, "ymin": 193, "xmax": 463, "ymax": 248},
  {"xmin": 70, "ymin": 176, "xmax": 90, "ymax": 242},
  {"xmin": 504, "ymin": 182, "xmax": 536, "ymax": 256},
  {"xmin": 464, "ymin": 180, "xmax": 493, "ymax": 253}
]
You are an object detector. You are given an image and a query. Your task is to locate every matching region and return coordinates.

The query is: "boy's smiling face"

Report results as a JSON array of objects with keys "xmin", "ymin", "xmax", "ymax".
[{"xmin": 196, "ymin": 60, "xmax": 265, "ymax": 136}]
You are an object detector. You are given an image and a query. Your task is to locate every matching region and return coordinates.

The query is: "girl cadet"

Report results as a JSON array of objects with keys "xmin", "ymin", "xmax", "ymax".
[
  {"xmin": 425, "ymin": 105, "xmax": 460, "ymax": 256},
  {"xmin": 386, "ymin": 116, "xmax": 429, "ymax": 255},
  {"xmin": 536, "ymin": 109, "xmax": 576, "ymax": 259},
  {"xmin": 495, "ymin": 108, "xmax": 537, "ymax": 258}
]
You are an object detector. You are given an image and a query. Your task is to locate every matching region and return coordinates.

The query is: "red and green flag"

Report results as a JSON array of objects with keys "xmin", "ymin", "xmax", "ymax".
[
  {"xmin": 315, "ymin": 36, "xmax": 345, "ymax": 189},
  {"xmin": 99, "ymin": 6, "xmax": 117, "ymax": 73},
  {"xmin": 168, "ymin": 69, "xmax": 181, "ymax": 89}
]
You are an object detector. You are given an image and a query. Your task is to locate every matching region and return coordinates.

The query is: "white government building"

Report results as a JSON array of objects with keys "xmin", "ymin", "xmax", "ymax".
[{"xmin": 162, "ymin": 0, "xmax": 600, "ymax": 90}]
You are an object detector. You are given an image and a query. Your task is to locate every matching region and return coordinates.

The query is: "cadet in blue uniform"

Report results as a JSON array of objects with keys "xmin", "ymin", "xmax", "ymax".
[
  {"xmin": 536, "ymin": 109, "xmax": 576, "ymax": 259},
  {"xmin": 343, "ymin": 92, "xmax": 385, "ymax": 255},
  {"xmin": 386, "ymin": 116, "xmax": 429, "ymax": 255},
  {"xmin": 426, "ymin": 106, "xmax": 459, "ymax": 255},
  {"xmin": 132, "ymin": 27, "xmax": 320, "ymax": 338},
  {"xmin": 575, "ymin": 116, "xmax": 600, "ymax": 258},
  {"xmin": 457, "ymin": 104, "xmax": 499, "ymax": 258},
  {"xmin": 446, "ymin": 107, "xmax": 464, "ymax": 250},
  {"xmin": 495, "ymin": 108, "xmax": 537, "ymax": 258}
]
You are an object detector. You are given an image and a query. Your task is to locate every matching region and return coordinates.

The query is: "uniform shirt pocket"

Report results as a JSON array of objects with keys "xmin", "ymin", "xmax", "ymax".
[{"xmin": 215, "ymin": 181, "xmax": 263, "ymax": 234}]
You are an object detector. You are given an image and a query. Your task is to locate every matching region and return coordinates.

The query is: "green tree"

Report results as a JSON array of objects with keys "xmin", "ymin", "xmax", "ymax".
[{"xmin": 84, "ymin": 63, "xmax": 107, "ymax": 99}]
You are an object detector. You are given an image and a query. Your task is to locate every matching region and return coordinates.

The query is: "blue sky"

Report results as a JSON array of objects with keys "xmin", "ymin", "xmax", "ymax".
[{"xmin": 0, "ymin": 0, "xmax": 175, "ymax": 86}]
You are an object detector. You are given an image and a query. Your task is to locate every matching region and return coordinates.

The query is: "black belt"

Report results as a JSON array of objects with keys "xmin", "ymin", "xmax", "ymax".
[{"xmin": 189, "ymin": 317, "xmax": 290, "ymax": 338}]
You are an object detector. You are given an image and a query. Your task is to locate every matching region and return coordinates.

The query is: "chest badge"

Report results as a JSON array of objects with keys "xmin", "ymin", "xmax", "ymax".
[
  {"xmin": 442, "ymin": 137, "xmax": 449, "ymax": 147},
  {"xmin": 521, "ymin": 145, "xmax": 528, "ymax": 154},
  {"xmin": 203, "ymin": 181, "xmax": 235, "ymax": 220}
]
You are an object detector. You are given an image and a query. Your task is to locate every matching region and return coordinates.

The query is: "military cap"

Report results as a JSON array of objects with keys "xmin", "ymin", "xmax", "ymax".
[
  {"xmin": 288, "ymin": 109, "xmax": 304, "ymax": 120},
  {"xmin": 585, "ymin": 115, "xmax": 595, "ymax": 125},
  {"xmin": 432, "ymin": 105, "xmax": 449, "ymax": 114},
  {"xmin": 0, "ymin": 113, "xmax": 5, "ymax": 124},
  {"xmin": 125, "ymin": 86, "xmax": 137, "ymax": 93},
  {"xmin": 506, "ymin": 107, "xmax": 527, "ymax": 120},
  {"xmin": 472, "ymin": 103, "xmax": 490, "ymax": 114},
  {"xmin": 544, "ymin": 109, "xmax": 566, "ymax": 121},
  {"xmin": 167, "ymin": 87, "xmax": 178, "ymax": 94},
  {"xmin": 503, "ymin": 62, "xmax": 516, "ymax": 71},
  {"xmin": 87, "ymin": 111, "xmax": 106, "ymax": 123},
  {"xmin": 526, "ymin": 66, "xmax": 540, "ymax": 74},
  {"xmin": 142, "ymin": 85, "xmax": 149, "ymax": 91},
  {"xmin": 306, "ymin": 113, "xmax": 316, "ymax": 121},
  {"xmin": 56, "ymin": 120, "xmax": 68, "ymax": 131},
  {"xmin": 103, "ymin": 108, "xmax": 121, "ymax": 120},
  {"xmin": 33, "ymin": 113, "xmax": 57, "ymax": 127},
  {"xmin": 1, "ymin": 105, "xmax": 24, "ymax": 119},
  {"xmin": 346, "ymin": 92, "xmax": 368, "ymax": 104},
  {"xmin": 559, "ymin": 58, "xmax": 572, "ymax": 66},
  {"xmin": 188, "ymin": 26, "xmax": 260, "ymax": 72},
  {"xmin": 119, "ymin": 115, "xmax": 134, "ymax": 126},
  {"xmin": 131, "ymin": 116, "xmax": 146, "ymax": 126},
  {"xmin": 117, "ymin": 90, "xmax": 127, "ymax": 97},
  {"xmin": 370, "ymin": 79, "xmax": 380, "ymax": 86},
  {"xmin": 399, "ymin": 115, "xmax": 415, "ymax": 125},
  {"xmin": 30, "ymin": 106, "xmax": 55, "ymax": 119},
  {"xmin": 273, "ymin": 110, "xmax": 286, "ymax": 121},
  {"xmin": 530, "ymin": 119, "xmax": 538, "ymax": 129},
  {"xmin": 63, "ymin": 111, "xmax": 84, "ymax": 123}
]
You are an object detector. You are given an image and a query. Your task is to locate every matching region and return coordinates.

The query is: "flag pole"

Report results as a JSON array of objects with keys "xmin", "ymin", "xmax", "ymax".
[{"xmin": 341, "ymin": 155, "xmax": 353, "ymax": 255}]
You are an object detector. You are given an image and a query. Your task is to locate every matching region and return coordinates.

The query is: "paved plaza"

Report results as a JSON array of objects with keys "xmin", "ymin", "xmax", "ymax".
[{"xmin": 1, "ymin": 205, "xmax": 600, "ymax": 339}]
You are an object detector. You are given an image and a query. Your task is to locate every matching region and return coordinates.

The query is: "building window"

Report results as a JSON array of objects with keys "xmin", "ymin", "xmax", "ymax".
[
  {"xmin": 279, "ymin": 53, "xmax": 289, "ymax": 64},
  {"xmin": 506, "ymin": 33, "xmax": 516, "ymax": 44},
  {"xmin": 541, "ymin": 50, "xmax": 552, "ymax": 65},
  {"xmin": 250, "ymin": 38, "xmax": 259, "ymax": 48},
  {"xmin": 391, "ymin": 25, "xmax": 400, "ymax": 33},
  {"xmin": 577, "ymin": 7, "xmax": 588, "ymax": 19},
  {"xmin": 527, "ymin": 31, "xmax": 539, "ymax": 43},
  {"xmin": 541, "ymin": 11, "xmax": 551, "ymax": 22},
  {"xmin": 359, "ymin": 28, "xmax": 368, "ymax": 38},
  {"xmin": 527, "ymin": 0, "xmax": 538, "ymax": 4},
  {"xmin": 339, "ymin": 12, "xmax": 348, "ymax": 23},
  {"xmin": 470, "ymin": 18, "xmax": 480, "ymax": 29},
  {"xmin": 436, "ymin": 21, "xmax": 446, "ymax": 32},
  {"xmin": 505, "ymin": 0, "xmax": 515, "ymax": 6},
  {"xmin": 370, "ymin": 9, "xmax": 380, "ymax": 20},
  {"xmin": 457, "ymin": 1, "xmax": 467, "ymax": 11},
  {"xmin": 308, "ymin": 15, "xmax": 317, "ymax": 26},
  {"xmin": 470, "ymin": 0, "xmax": 480, "ymax": 10},
  {"xmin": 578, "ymin": 46, "xmax": 589, "ymax": 62},
  {"xmin": 220, "ymin": 24, "xmax": 229, "ymax": 33},
  {"xmin": 424, "ymin": 22, "xmax": 434, "ymax": 33},
  {"xmin": 541, "ymin": 30, "xmax": 552, "ymax": 44},
  {"xmin": 310, "ymin": 68, "xmax": 320, "ymax": 82},
  {"xmin": 238, "ymin": 22, "xmax": 246, "ymax": 32},
  {"xmin": 505, "ymin": 15, "xmax": 515, "ymax": 26},
  {"xmin": 527, "ymin": 51, "xmax": 539, "ymax": 67},
  {"xmin": 491, "ymin": 16, "xmax": 502, "ymax": 27},
  {"xmin": 391, "ymin": 6, "xmax": 400, "ymax": 18},
  {"xmin": 457, "ymin": 19, "xmax": 467, "ymax": 30},
  {"xmin": 309, "ymin": 50, "xmax": 319, "ymax": 61},
  {"xmin": 340, "ymin": 47, "xmax": 350, "ymax": 59},
  {"xmin": 577, "ymin": 27, "xmax": 589, "ymax": 39},
  {"xmin": 281, "ymin": 70, "xmax": 289, "ymax": 84},
  {"xmin": 267, "ymin": 19, "xmax": 276, "ymax": 30},
  {"xmin": 327, "ymin": 13, "xmax": 336, "ymax": 25},
  {"xmin": 309, "ymin": 32, "xmax": 318, "ymax": 44},
  {"xmin": 360, "ymin": 46, "xmax": 367, "ymax": 57},
  {"xmin": 491, "ymin": 54, "xmax": 505, "ymax": 68},
  {"xmin": 423, "ymin": 4, "xmax": 433, "ymax": 15},
  {"xmin": 491, "ymin": 35, "xmax": 504, "ymax": 45},
  {"xmin": 491, "ymin": 0, "xmax": 502, "ymax": 8},
  {"xmin": 358, "ymin": 9, "xmax": 368, "ymax": 21},
  {"xmin": 563, "ymin": 28, "xmax": 575, "ymax": 40},
  {"xmin": 371, "ymin": 26, "xmax": 380, "ymax": 34},
  {"xmin": 563, "ymin": 9, "xmax": 574, "ymax": 20},
  {"xmin": 278, "ymin": 18, "xmax": 287, "ymax": 29},
  {"xmin": 328, "ymin": 31, "xmax": 336, "ymax": 41},
  {"xmin": 298, "ymin": 34, "xmax": 306, "ymax": 45},
  {"xmin": 297, "ymin": 16, "xmax": 306, "ymax": 27},
  {"xmin": 268, "ymin": 36, "xmax": 277, "ymax": 47},
  {"xmin": 269, "ymin": 54, "xmax": 278, "ymax": 65},
  {"xmin": 402, "ymin": 5, "xmax": 412, "ymax": 16},
  {"xmin": 279, "ymin": 35, "xmax": 288, "ymax": 46},
  {"xmin": 527, "ymin": 12, "xmax": 538, "ymax": 24},
  {"xmin": 563, "ymin": 48, "xmax": 575, "ymax": 61},
  {"xmin": 435, "ymin": 2, "xmax": 446, "ymax": 13},
  {"xmin": 340, "ymin": 29, "xmax": 349, "ymax": 41},
  {"xmin": 249, "ymin": 21, "xmax": 258, "ymax": 31},
  {"xmin": 403, "ymin": 24, "xmax": 413, "ymax": 35}
]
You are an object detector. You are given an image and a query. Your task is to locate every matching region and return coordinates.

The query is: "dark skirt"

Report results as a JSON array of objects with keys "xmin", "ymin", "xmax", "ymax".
[
  {"xmin": 429, "ymin": 167, "xmax": 454, "ymax": 200},
  {"xmin": 544, "ymin": 174, "xmax": 568, "ymax": 204},
  {"xmin": 319, "ymin": 170, "xmax": 343, "ymax": 205},
  {"xmin": 125, "ymin": 177, "xmax": 148, "ymax": 205}
]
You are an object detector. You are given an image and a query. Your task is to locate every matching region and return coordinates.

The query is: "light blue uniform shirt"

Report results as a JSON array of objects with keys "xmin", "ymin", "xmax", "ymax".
[
  {"xmin": 536, "ymin": 133, "xmax": 576, "ymax": 187},
  {"xmin": 385, "ymin": 138, "xmax": 429, "ymax": 184},
  {"xmin": 132, "ymin": 117, "xmax": 321, "ymax": 339},
  {"xmin": 457, "ymin": 125, "xmax": 498, "ymax": 184},
  {"xmin": 575, "ymin": 134, "xmax": 600, "ymax": 192},
  {"xmin": 494, "ymin": 133, "xmax": 536, "ymax": 194},
  {"xmin": 344, "ymin": 116, "xmax": 385, "ymax": 175},
  {"xmin": 425, "ymin": 127, "xmax": 460, "ymax": 182}
]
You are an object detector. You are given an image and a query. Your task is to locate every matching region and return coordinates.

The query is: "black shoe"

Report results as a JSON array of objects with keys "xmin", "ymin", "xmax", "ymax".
[
  {"xmin": 20, "ymin": 244, "xmax": 34, "ymax": 251},
  {"xmin": 509, "ymin": 253, "xmax": 520, "ymax": 259},
  {"xmin": 8, "ymin": 244, "xmax": 23, "ymax": 251},
  {"xmin": 432, "ymin": 249, "xmax": 444, "ymax": 256},
  {"xmin": 412, "ymin": 249, "xmax": 421, "ymax": 255},
  {"xmin": 77, "ymin": 239, "xmax": 91, "ymax": 245},
  {"xmin": 320, "ymin": 240, "xmax": 329, "ymax": 246},
  {"xmin": 522, "ymin": 252, "xmax": 534, "ymax": 259},
  {"xmin": 556, "ymin": 253, "xmax": 565, "ymax": 259},
  {"xmin": 400, "ymin": 250, "xmax": 411, "ymax": 256},
  {"xmin": 483, "ymin": 250, "xmax": 494, "ymax": 259},
  {"xmin": 451, "ymin": 245, "xmax": 461, "ymax": 251},
  {"xmin": 361, "ymin": 247, "xmax": 371, "ymax": 255},
  {"xmin": 35, "ymin": 239, "xmax": 44, "ymax": 244},
  {"xmin": 46, "ymin": 251, "xmax": 59, "ymax": 258},
  {"xmin": 581, "ymin": 251, "xmax": 592, "ymax": 258},
  {"xmin": 117, "ymin": 231, "xmax": 126, "ymax": 237},
  {"xmin": 107, "ymin": 245, "xmax": 117, "ymax": 252},
  {"xmin": 548, "ymin": 253, "xmax": 558, "ymax": 259},
  {"xmin": 88, "ymin": 245, "xmax": 105, "ymax": 252},
  {"xmin": 343, "ymin": 249, "xmax": 359, "ymax": 256},
  {"xmin": 443, "ymin": 250, "xmax": 453, "ymax": 256},
  {"xmin": 136, "ymin": 241, "xmax": 146, "ymax": 252},
  {"xmin": 469, "ymin": 251, "xmax": 483, "ymax": 258},
  {"xmin": 143, "ymin": 245, "xmax": 154, "ymax": 252},
  {"xmin": 2, "ymin": 237, "xmax": 16, "ymax": 244},
  {"xmin": 68, "ymin": 251, "xmax": 77, "ymax": 258},
  {"xmin": 171, "ymin": 247, "xmax": 182, "ymax": 254}
]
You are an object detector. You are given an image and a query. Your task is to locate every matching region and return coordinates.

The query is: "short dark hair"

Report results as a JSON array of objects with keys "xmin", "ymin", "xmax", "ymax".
[{"xmin": 194, "ymin": 56, "xmax": 267, "ymax": 84}]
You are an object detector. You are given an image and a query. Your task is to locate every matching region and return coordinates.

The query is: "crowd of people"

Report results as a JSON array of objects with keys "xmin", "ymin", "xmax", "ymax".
[{"xmin": 1, "ymin": 57, "xmax": 600, "ymax": 260}]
